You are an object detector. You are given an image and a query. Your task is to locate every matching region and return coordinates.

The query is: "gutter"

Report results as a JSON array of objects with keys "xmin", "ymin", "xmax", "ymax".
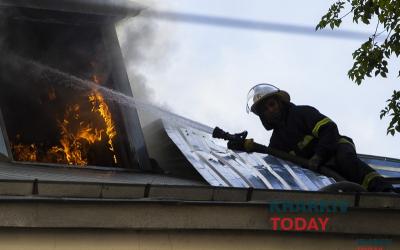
[{"xmin": 0, "ymin": 180, "xmax": 398, "ymax": 235}]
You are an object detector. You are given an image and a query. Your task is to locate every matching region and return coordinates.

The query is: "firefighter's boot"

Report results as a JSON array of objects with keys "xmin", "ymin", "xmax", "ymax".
[{"xmin": 367, "ymin": 176, "xmax": 395, "ymax": 192}]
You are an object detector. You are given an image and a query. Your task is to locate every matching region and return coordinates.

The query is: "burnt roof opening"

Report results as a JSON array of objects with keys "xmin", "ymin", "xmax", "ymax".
[{"xmin": 0, "ymin": 9, "xmax": 139, "ymax": 168}]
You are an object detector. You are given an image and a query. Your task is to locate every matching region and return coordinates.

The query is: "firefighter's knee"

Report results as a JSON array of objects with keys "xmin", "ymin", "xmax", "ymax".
[
  {"xmin": 335, "ymin": 143, "xmax": 358, "ymax": 166},
  {"xmin": 335, "ymin": 150, "xmax": 356, "ymax": 168}
]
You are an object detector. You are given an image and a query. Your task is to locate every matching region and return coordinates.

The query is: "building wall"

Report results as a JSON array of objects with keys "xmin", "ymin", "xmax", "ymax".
[{"xmin": 0, "ymin": 229, "xmax": 397, "ymax": 250}]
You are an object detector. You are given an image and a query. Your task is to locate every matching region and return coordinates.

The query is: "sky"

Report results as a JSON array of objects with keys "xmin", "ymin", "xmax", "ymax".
[{"xmin": 117, "ymin": 0, "xmax": 399, "ymax": 159}]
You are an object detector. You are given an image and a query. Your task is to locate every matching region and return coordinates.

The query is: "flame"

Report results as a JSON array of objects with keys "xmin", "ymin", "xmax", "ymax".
[
  {"xmin": 45, "ymin": 74, "xmax": 117, "ymax": 166},
  {"xmin": 55, "ymin": 104, "xmax": 104, "ymax": 166},
  {"xmin": 88, "ymin": 75, "xmax": 118, "ymax": 164},
  {"xmin": 12, "ymin": 70, "xmax": 118, "ymax": 166},
  {"xmin": 12, "ymin": 143, "xmax": 37, "ymax": 162},
  {"xmin": 48, "ymin": 86, "xmax": 56, "ymax": 101}
]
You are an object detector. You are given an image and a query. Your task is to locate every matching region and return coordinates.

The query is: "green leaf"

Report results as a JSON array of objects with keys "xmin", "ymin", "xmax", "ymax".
[
  {"xmin": 391, "ymin": 21, "xmax": 397, "ymax": 30},
  {"xmin": 384, "ymin": 50, "xmax": 390, "ymax": 57},
  {"xmin": 317, "ymin": 1, "xmax": 400, "ymax": 135}
]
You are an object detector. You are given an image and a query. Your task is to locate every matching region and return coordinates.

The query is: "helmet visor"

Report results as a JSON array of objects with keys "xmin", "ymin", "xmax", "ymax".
[{"xmin": 246, "ymin": 83, "xmax": 280, "ymax": 114}]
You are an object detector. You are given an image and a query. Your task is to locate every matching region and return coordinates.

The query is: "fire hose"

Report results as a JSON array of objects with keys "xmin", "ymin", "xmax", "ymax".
[
  {"xmin": 212, "ymin": 126, "xmax": 370, "ymax": 192},
  {"xmin": 212, "ymin": 126, "xmax": 345, "ymax": 180}
]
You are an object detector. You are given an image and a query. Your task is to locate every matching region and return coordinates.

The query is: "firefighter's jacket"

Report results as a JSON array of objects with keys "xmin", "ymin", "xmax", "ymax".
[{"xmin": 261, "ymin": 102, "xmax": 353, "ymax": 161}]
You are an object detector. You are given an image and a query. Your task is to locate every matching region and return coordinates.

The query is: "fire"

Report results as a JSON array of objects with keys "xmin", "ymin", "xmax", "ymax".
[
  {"xmin": 88, "ymin": 75, "xmax": 118, "ymax": 164},
  {"xmin": 52, "ymin": 104, "xmax": 104, "ymax": 166},
  {"xmin": 48, "ymin": 86, "xmax": 56, "ymax": 101},
  {"xmin": 12, "ymin": 72, "xmax": 118, "ymax": 166},
  {"xmin": 11, "ymin": 143, "xmax": 37, "ymax": 162}
]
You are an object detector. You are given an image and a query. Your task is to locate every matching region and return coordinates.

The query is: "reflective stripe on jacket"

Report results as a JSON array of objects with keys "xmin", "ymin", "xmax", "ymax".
[{"xmin": 267, "ymin": 103, "xmax": 353, "ymax": 161}]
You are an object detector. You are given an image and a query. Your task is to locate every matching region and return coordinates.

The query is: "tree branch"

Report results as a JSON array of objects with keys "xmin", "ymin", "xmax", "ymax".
[
  {"xmin": 372, "ymin": 20, "xmax": 379, "ymax": 44},
  {"xmin": 339, "ymin": 7, "xmax": 354, "ymax": 20}
]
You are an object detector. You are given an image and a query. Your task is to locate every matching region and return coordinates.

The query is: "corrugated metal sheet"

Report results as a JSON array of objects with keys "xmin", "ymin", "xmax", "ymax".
[
  {"xmin": 161, "ymin": 119, "xmax": 336, "ymax": 191},
  {"xmin": 360, "ymin": 155, "xmax": 400, "ymax": 178},
  {"xmin": 159, "ymin": 118, "xmax": 400, "ymax": 191}
]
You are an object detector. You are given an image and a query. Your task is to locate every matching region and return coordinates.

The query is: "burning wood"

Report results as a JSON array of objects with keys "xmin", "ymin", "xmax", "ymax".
[
  {"xmin": 11, "ymin": 143, "xmax": 37, "ymax": 162},
  {"xmin": 0, "ymin": 11, "xmax": 150, "ymax": 170},
  {"xmin": 52, "ymin": 104, "xmax": 104, "ymax": 166},
  {"xmin": 88, "ymin": 75, "xmax": 118, "ymax": 164},
  {"xmin": 11, "ymin": 74, "xmax": 118, "ymax": 166}
]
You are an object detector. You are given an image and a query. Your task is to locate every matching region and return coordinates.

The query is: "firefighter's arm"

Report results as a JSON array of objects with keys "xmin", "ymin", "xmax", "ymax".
[
  {"xmin": 228, "ymin": 138, "xmax": 272, "ymax": 153},
  {"xmin": 313, "ymin": 121, "xmax": 339, "ymax": 160},
  {"xmin": 302, "ymin": 106, "xmax": 340, "ymax": 161}
]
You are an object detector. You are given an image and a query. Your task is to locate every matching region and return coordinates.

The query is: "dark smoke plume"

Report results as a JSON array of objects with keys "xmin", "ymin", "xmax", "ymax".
[{"xmin": 118, "ymin": 7, "xmax": 173, "ymax": 127}]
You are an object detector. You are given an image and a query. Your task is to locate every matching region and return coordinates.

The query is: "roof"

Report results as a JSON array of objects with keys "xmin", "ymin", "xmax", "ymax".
[
  {"xmin": 0, "ymin": 0, "xmax": 144, "ymax": 18},
  {"xmin": 144, "ymin": 117, "xmax": 400, "ymax": 190},
  {"xmin": 359, "ymin": 154, "xmax": 400, "ymax": 178},
  {"xmin": 1, "ymin": 112, "xmax": 399, "ymax": 190},
  {"xmin": 145, "ymin": 119, "xmax": 335, "ymax": 191},
  {"xmin": 0, "ymin": 160, "xmax": 205, "ymax": 186},
  {"xmin": 0, "ymin": 177, "xmax": 399, "ymax": 235},
  {"xmin": 0, "ymin": 116, "xmax": 399, "ymax": 235}
]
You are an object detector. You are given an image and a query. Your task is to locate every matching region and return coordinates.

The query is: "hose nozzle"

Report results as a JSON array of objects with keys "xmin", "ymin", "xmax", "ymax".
[{"xmin": 212, "ymin": 126, "xmax": 248, "ymax": 141}]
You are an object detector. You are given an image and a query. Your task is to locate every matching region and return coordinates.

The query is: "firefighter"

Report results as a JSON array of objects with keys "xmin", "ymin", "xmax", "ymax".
[{"xmin": 230, "ymin": 83, "xmax": 392, "ymax": 192}]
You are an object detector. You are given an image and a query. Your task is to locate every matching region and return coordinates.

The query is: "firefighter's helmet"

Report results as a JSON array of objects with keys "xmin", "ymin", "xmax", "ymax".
[{"xmin": 246, "ymin": 83, "xmax": 290, "ymax": 114}]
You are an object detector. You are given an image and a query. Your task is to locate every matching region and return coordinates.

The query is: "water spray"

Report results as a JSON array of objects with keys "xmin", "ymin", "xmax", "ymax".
[{"xmin": 4, "ymin": 53, "xmax": 213, "ymax": 133}]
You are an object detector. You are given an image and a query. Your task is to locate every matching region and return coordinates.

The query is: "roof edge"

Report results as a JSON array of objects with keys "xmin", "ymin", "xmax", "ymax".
[{"xmin": 0, "ymin": 0, "xmax": 146, "ymax": 18}]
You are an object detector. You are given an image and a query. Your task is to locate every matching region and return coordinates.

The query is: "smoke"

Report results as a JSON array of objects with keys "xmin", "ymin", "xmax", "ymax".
[
  {"xmin": 117, "ymin": 2, "xmax": 174, "ymax": 127},
  {"xmin": 118, "ymin": 11, "xmax": 155, "ymax": 103}
]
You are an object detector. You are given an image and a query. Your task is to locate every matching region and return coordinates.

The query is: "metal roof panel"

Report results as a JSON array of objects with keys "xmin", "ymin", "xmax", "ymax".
[{"xmin": 161, "ymin": 119, "xmax": 336, "ymax": 191}]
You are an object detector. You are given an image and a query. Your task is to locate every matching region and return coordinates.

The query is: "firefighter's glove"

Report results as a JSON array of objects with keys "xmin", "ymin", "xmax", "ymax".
[
  {"xmin": 227, "ymin": 138, "xmax": 255, "ymax": 153},
  {"xmin": 308, "ymin": 154, "xmax": 322, "ymax": 172}
]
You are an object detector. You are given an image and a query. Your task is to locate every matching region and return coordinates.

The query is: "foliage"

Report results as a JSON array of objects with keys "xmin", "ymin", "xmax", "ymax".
[{"xmin": 316, "ymin": 0, "xmax": 400, "ymax": 135}]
